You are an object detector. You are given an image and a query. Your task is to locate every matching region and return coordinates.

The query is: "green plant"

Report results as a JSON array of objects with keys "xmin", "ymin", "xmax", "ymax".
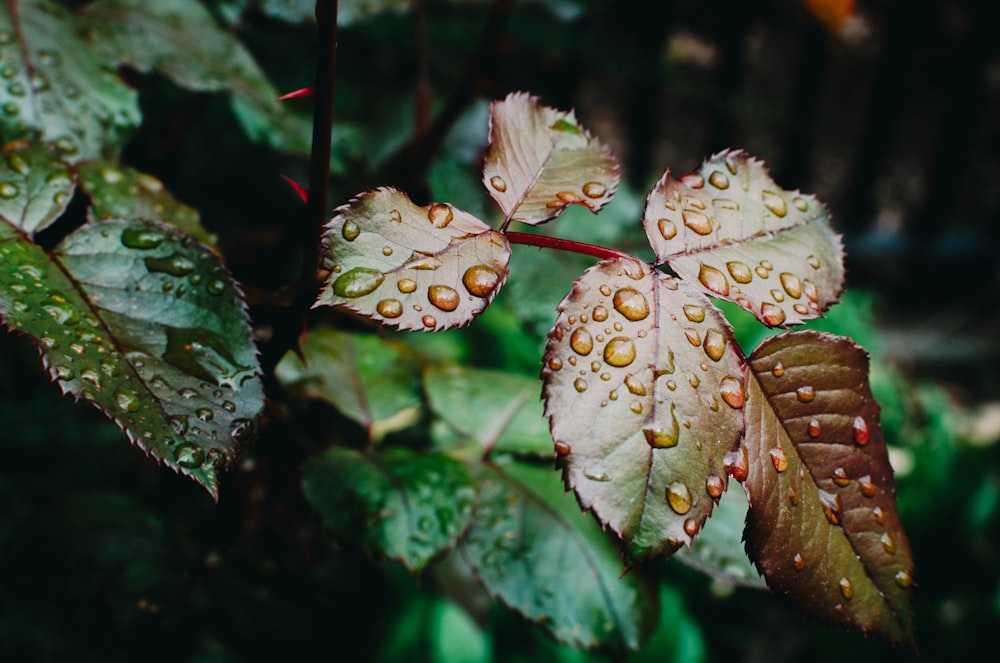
[{"xmin": 0, "ymin": 0, "xmax": 915, "ymax": 656}]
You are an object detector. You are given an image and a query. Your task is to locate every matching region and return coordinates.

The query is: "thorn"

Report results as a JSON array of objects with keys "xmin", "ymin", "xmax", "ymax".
[
  {"xmin": 276, "ymin": 85, "xmax": 315, "ymax": 101},
  {"xmin": 281, "ymin": 174, "xmax": 309, "ymax": 203}
]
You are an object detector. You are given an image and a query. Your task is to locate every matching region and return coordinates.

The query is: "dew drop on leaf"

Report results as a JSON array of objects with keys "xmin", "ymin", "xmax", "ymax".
[
  {"xmin": 703, "ymin": 329, "xmax": 726, "ymax": 362},
  {"xmin": 554, "ymin": 441, "xmax": 571, "ymax": 455},
  {"xmin": 724, "ymin": 445, "xmax": 748, "ymax": 481},
  {"xmin": 376, "ymin": 299, "xmax": 403, "ymax": 318},
  {"xmin": 697, "ymin": 263, "xmax": 729, "ymax": 296},
  {"xmin": 666, "ymin": 481, "xmax": 692, "ymax": 515},
  {"xmin": 793, "ymin": 553, "xmax": 805, "ymax": 570},
  {"xmin": 421, "ymin": 315, "xmax": 437, "ymax": 328},
  {"xmin": 769, "ymin": 447, "xmax": 788, "ymax": 472},
  {"xmin": 427, "ymin": 285, "xmax": 460, "ymax": 312},
  {"xmin": 780, "ymin": 272, "xmax": 802, "ymax": 299},
  {"xmin": 489, "ymin": 175, "xmax": 507, "ymax": 192},
  {"xmin": 894, "ymin": 570, "xmax": 912, "ymax": 588},
  {"xmin": 603, "ymin": 337, "xmax": 636, "ymax": 367},
  {"xmin": 624, "ymin": 373, "xmax": 646, "ymax": 396},
  {"xmin": 839, "ymin": 577, "xmax": 854, "ymax": 600},
  {"xmin": 761, "ymin": 190, "xmax": 787, "ymax": 217},
  {"xmin": 858, "ymin": 474, "xmax": 877, "ymax": 498},
  {"xmin": 832, "ymin": 467, "xmax": 850, "ymax": 486},
  {"xmin": 120, "ymin": 227, "xmax": 165, "ymax": 250},
  {"xmin": 726, "ymin": 260, "xmax": 753, "ymax": 284},
  {"xmin": 705, "ymin": 474, "xmax": 724, "ymax": 500},
  {"xmin": 341, "ymin": 220, "xmax": 360, "ymax": 241},
  {"xmin": 573, "ymin": 378, "xmax": 587, "ymax": 393},
  {"xmin": 427, "ymin": 203, "xmax": 453, "ymax": 228},
  {"xmin": 583, "ymin": 181, "xmax": 606, "ymax": 198},
  {"xmin": 818, "ymin": 489, "xmax": 842, "ymax": 525},
  {"xmin": 643, "ymin": 403, "xmax": 679, "ymax": 448},
  {"xmin": 612, "ymin": 287, "xmax": 650, "ymax": 321},
  {"xmin": 796, "ymin": 385, "xmax": 816, "ymax": 403},
  {"xmin": 333, "ymin": 267, "xmax": 384, "ymax": 298},
  {"xmin": 114, "ymin": 388, "xmax": 140, "ymax": 413},
  {"xmin": 708, "ymin": 170, "xmax": 729, "ymax": 189},
  {"xmin": 682, "ymin": 304, "xmax": 705, "ymax": 323},
  {"xmin": 771, "ymin": 361, "xmax": 785, "ymax": 377},
  {"xmin": 592, "ymin": 305, "xmax": 608, "ymax": 322},
  {"xmin": 807, "ymin": 417, "xmax": 822, "ymax": 437},
  {"xmin": 761, "ymin": 302, "xmax": 786, "ymax": 326},
  {"xmin": 174, "ymin": 442, "xmax": 205, "ymax": 469},
  {"xmin": 852, "ymin": 416, "xmax": 870, "ymax": 445},
  {"xmin": 397, "ymin": 278, "xmax": 417, "ymax": 293},
  {"xmin": 570, "ymin": 327, "xmax": 594, "ymax": 355},
  {"xmin": 683, "ymin": 209, "xmax": 712, "ymax": 235},
  {"xmin": 658, "ymin": 218, "xmax": 677, "ymax": 240},
  {"xmin": 719, "ymin": 376, "xmax": 745, "ymax": 409},
  {"xmin": 461, "ymin": 264, "xmax": 500, "ymax": 297}
]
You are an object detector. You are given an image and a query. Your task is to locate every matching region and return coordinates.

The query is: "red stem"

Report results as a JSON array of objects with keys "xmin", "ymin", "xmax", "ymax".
[{"xmin": 504, "ymin": 231, "xmax": 639, "ymax": 264}]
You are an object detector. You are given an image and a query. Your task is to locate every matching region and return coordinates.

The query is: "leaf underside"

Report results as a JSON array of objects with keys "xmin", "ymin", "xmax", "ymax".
[
  {"xmin": 743, "ymin": 330, "xmax": 915, "ymax": 645},
  {"xmin": 316, "ymin": 187, "xmax": 511, "ymax": 331},
  {"xmin": 482, "ymin": 91, "xmax": 619, "ymax": 226},
  {"xmin": 542, "ymin": 257, "xmax": 744, "ymax": 561},
  {"xmin": 643, "ymin": 149, "xmax": 844, "ymax": 327}
]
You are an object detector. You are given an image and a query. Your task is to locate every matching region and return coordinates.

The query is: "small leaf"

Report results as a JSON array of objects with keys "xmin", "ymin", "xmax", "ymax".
[
  {"xmin": 482, "ymin": 92, "xmax": 619, "ymax": 226},
  {"xmin": 542, "ymin": 258, "xmax": 744, "ymax": 560},
  {"xmin": 275, "ymin": 327, "xmax": 423, "ymax": 442},
  {"xmin": 0, "ymin": 144, "xmax": 74, "ymax": 236},
  {"xmin": 461, "ymin": 458, "xmax": 657, "ymax": 652},
  {"xmin": 76, "ymin": 161, "xmax": 213, "ymax": 245},
  {"xmin": 302, "ymin": 447, "xmax": 476, "ymax": 572},
  {"xmin": 316, "ymin": 188, "xmax": 510, "ymax": 331},
  {"xmin": 1, "ymin": 217, "xmax": 264, "ymax": 496},
  {"xmin": 425, "ymin": 364, "xmax": 552, "ymax": 457},
  {"xmin": 643, "ymin": 150, "xmax": 844, "ymax": 327},
  {"xmin": 0, "ymin": 0, "xmax": 140, "ymax": 161},
  {"xmin": 743, "ymin": 330, "xmax": 915, "ymax": 644}
]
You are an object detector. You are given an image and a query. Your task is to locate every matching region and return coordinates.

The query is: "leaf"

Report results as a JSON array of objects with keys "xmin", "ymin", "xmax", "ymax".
[
  {"xmin": 482, "ymin": 92, "xmax": 619, "ymax": 226},
  {"xmin": 1, "ymin": 213, "xmax": 264, "ymax": 497},
  {"xmin": 742, "ymin": 330, "xmax": 915, "ymax": 644},
  {"xmin": 274, "ymin": 327, "xmax": 423, "ymax": 442},
  {"xmin": 0, "ymin": 0, "xmax": 140, "ymax": 161},
  {"xmin": 461, "ymin": 458, "xmax": 657, "ymax": 652},
  {"xmin": 76, "ymin": 161, "xmax": 214, "ymax": 245},
  {"xmin": 425, "ymin": 364, "xmax": 552, "ymax": 458},
  {"xmin": 542, "ymin": 258, "xmax": 744, "ymax": 560},
  {"xmin": 642, "ymin": 149, "xmax": 844, "ymax": 328},
  {"xmin": 302, "ymin": 447, "xmax": 476, "ymax": 572},
  {"xmin": 316, "ymin": 188, "xmax": 510, "ymax": 331},
  {"xmin": 0, "ymin": 144, "xmax": 74, "ymax": 236}
]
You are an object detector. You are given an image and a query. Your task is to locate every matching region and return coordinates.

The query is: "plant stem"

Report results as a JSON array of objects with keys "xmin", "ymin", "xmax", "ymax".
[{"xmin": 505, "ymin": 231, "xmax": 639, "ymax": 264}]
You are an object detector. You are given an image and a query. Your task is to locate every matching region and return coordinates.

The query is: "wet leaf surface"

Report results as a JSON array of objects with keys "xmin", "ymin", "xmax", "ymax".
[
  {"xmin": 275, "ymin": 328, "xmax": 423, "ymax": 442},
  {"xmin": 643, "ymin": 150, "xmax": 844, "ymax": 327},
  {"xmin": 743, "ymin": 330, "xmax": 915, "ymax": 645},
  {"xmin": 0, "ymin": 0, "xmax": 140, "ymax": 161},
  {"xmin": 482, "ymin": 92, "xmax": 619, "ymax": 226},
  {"xmin": 0, "ymin": 144, "xmax": 74, "ymax": 236},
  {"xmin": 316, "ymin": 188, "xmax": 510, "ymax": 331},
  {"xmin": 542, "ymin": 258, "xmax": 744, "ymax": 560},
  {"xmin": 302, "ymin": 447, "xmax": 476, "ymax": 572},
  {"xmin": 461, "ymin": 457, "xmax": 657, "ymax": 653}
]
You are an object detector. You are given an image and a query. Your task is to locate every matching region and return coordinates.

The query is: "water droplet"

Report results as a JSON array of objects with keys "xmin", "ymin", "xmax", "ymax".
[
  {"xmin": 376, "ymin": 298, "xmax": 403, "ymax": 318},
  {"xmin": 554, "ymin": 441, "xmax": 571, "ymax": 455},
  {"xmin": 807, "ymin": 255, "xmax": 820, "ymax": 269},
  {"xmin": 708, "ymin": 170, "xmax": 729, "ymax": 189},
  {"xmin": 894, "ymin": 570, "xmax": 912, "ymax": 588},
  {"xmin": 629, "ymin": 401, "xmax": 643, "ymax": 414},
  {"xmin": 589, "ymin": 305, "xmax": 609, "ymax": 324},
  {"xmin": 683, "ymin": 209, "xmax": 712, "ymax": 235},
  {"xmin": 793, "ymin": 303, "xmax": 809, "ymax": 315},
  {"xmin": 770, "ymin": 289, "xmax": 785, "ymax": 303},
  {"xmin": 421, "ymin": 314, "xmax": 437, "ymax": 328},
  {"xmin": 771, "ymin": 362, "xmax": 785, "ymax": 377},
  {"xmin": 397, "ymin": 278, "xmax": 417, "ymax": 293},
  {"xmin": 573, "ymin": 378, "xmax": 588, "ymax": 392},
  {"xmin": 196, "ymin": 408, "xmax": 214, "ymax": 422},
  {"xmin": 852, "ymin": 416, "xmax": 870, "ymax": 445},
  {"xmin": 583, "ymin": 181, "xmax": 606, "ymax": 198},
  {"xmin": 803, "ymin": 280, "xmax": 818, "ymax": 302},
  {"xmin": 872, "ymin": 506, "xmax": 885, "ymax": 524},
  {"xmin": 179, "ymin": 387, "xmax": 198, "ymax": 399},
  {"xmin": 462, "ymin": 264, "xmax": 500, "ymax": 297},
  {"xmin": 144, "ymin": 252, "xmax": 196, "ymax": 277},
  {"xmin": 231, "ymin": 418, "xmax": 254, "ymax": 443},
  {"xmin": 612, "ymin": 287, "xmax": 649, "ymax": 321},
  {"xmin": 174, "ymin": 442, "xmax": 205, "ymax": 469},
  {"xmin": 839, "ymin": 577, "xmax": 853, "ymax": 600},
  {"xmin": 796, "ymin": 385, "xmax": 815, "ymax": 403},
  {"xmin": 0, "ymin": 181, "xmax": 18, "ymax": 198},
  {"xmin": 547, "ymin": 358, "xmax": 562, "ymax": 371},
  {"xmin": 603, "ymin": 337, "xmax": 636, "ymax": 367},
  {"xmin": 680, "ymin": 173, "xmax": 704, "ymax": 188},
  {"xmin": 427, "ymin": 203, "xmax": 453, "ymax": 227},
  {"xmin": 53, "ymin": 365, "xmax": 74, "ymax": 380},
  {"xmin": 818, "ymin": 489, "xmax": 841, "ymax": 525},
  {"xmin": 788, "ymin": 483, "xmax": 799, "ymax": 505},
  {"xmin": 490, "ymin": 175, "xmax": 507, "ymax": 192},
  {"xmin": 793, "ymin": 553, "xmax": 805, "ymax": 570},
  {"xmin": 807, "ymin": 417, "xmax": 821, "ymax": 437},
  {"xmin": 584, "ymin": 468, "xmax": 609, "ymax": 482},
  {"xmin": 121, "ymin": 227, "xmax": 165, "ymax": 249},
  {"xmin": 720, "ymin": 376, "xmax": 744, "ymax": 409},
  {"xmin": 667, "ymin": 481, "xmax": 692, "ymax": 515},
  {"xmin": 341, "ymin": 220, "xmax": 360, "ymax": 241},
  {"xmin": 333, "ymin": 267, "xmax": 384, "ymax": 298},
  {"xmin": 725, "ymin": 261, "xmax": 752, "ymax": 284},
  {"xmin": 832, "ymin": 467, "xmax": 850, "ymax": 487},
  {"xmin": 570, "ymin": 327, "xmax": 593, "ymax": 356},
  {"xmin": 681, "ymin": 304, "xmax": 704, "ymax": 323},
  {"xmin": 698, "ymin": 264, "xmax": 729, "ymax": 296},
  {"xmin": 684, "ymin": 328, "xmax": 700, "ymax": 346},
  {"xmin": 762, "ymin": 190, "xmax": 787, "ymax": 217},
  {"xmin": 644, "ymin": 404, "xmax": 679, "ymax": 448},
  {"xmin": 724, "ymin": 445, "xmax": 749, "ymax": 481},
  {"xmin": 778, "ymin": 272, "xmax": 802, "ymax": 299},
  {"xmin": 706, "ymin": 474, "xmax": 724, "ymax": 500},
  {"xmin": 881, "ymin": 532, "xmax": 896, "ymax": 554},
  {"xmin": 703, "ymin": 329, "xmax": 726, "ymax": 362},
  {"xmin": 223, "ymin": 401, "xmax": 236, "ymax": 413},
  {"xmin": 428, "ymin": 284, "xmax": 460, "ymax": 312},
  {"xmin": 770, "ymin": 447, "xmax": 788, "ymax": 472},
  {"xmin": 761, "ymin": 302, "xmax": 786, "ymax": 326},
  {"xmin": 858, "ymin": 474, "xmax": 877, "ymax": 498},
  {"xmin": 658, "ymin": 218, "xmax": 677, "ymax": 240}
]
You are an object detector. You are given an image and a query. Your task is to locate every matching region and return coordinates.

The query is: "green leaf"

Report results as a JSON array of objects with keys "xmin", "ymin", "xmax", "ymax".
[
  {"xmin": 0, "ymin": 144, "xmax": 74, "ymax": 236},
  {"xmin": 316, "ymin": 188, "xmax": 510, "ymax": 331},
  {"xmin": 743, "ymin": 330, "xmax": 915, "ymax": 645},
  {"xmin": 0, "ymin": 217, "xmax": 263, "ymax": 497},
  {"xmin": 275, "ymin": 327, "xmax": 423, "ymax": 442},
  {"xmin": 302, "ymin": 447, "xmax": 476, "ymax": 572},
  {"xmin": 76, "ymin": 160, "xmax": 214, "ymax": 245},
  {"xmin": 425, "ymin": 364, "xmax": 552, "ymax": 458},
  {"xmin": 643, "ymin": 150, "xmax": 844, "ymax": 327},
  {"xmin": 542, "ymin": 258, "xmax": 744, "ymax": 560},
  {"xmin": 0, "ymin": 0, "xmax": 140, "ymax": 161},
  {"xmin": 461, "ymin": 458, "xmax": 657, "ymax": 653},
  {"xmin": 482, "ymin": 92, "xmax": 619, "ymax": 226}
]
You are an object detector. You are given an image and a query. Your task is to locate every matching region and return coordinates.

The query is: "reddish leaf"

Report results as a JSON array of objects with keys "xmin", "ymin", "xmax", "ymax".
[{"xmin": 743, "ymin": 330, "xmax": 915, "ymax": 644}]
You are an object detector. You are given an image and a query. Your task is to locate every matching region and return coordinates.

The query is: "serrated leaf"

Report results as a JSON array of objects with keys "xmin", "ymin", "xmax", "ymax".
[
  {"xmin": 302, "ymin": 447, "xmax": 476, "ymax": 572},
  {"xmin": 0, "ymin": 144, "xmax": 74, "ymax": 236},
  {"xmin": 482, "ymin": 92, "xmax": 619, "ymax": 226},
  {"xmin": 643, "ymin": 150, "xmax": 844, "ymax": 327},
  {"xmin": 461, "ymin": 458, "xmax": 657, "ymax": 652},
  {"xmin": 0, "ymin": 0, "xmax": 140, "ymax": 161},
  {"xmin": 425, "ymin": 364, "xmax": 552, "ymax": 457},
  {"xmin": 77, "ymin": 161, "xmax": 213, "ymax": 245},
  {"xmin": 275, "ymin": 327, "xmax": 423, "ymax": 442},
  {"xmin": 316, "ymin": 188, "xmax": 510, "ymax": 331},
  {"xmin": 0, "ymin": 217, "xmax": 264, "ymax": 497},
  {"xmin": 743, "ymin": 330, "xmax": 915, "ymax": 644},
  {"xmin": 542, "ymin": 258, "xmax": 744, "ymax": 561}
]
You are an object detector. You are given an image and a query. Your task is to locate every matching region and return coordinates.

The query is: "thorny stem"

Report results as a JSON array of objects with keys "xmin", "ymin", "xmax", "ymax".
[{"xmin": 504, "ymin": 231, "xmax": 639, "ymax": 265}]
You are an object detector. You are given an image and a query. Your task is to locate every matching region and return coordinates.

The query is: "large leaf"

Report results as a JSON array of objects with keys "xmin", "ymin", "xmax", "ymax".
[
  {"xmin": 742, "ymin": 330, "xmax": 915, "ymax": 644},
  {"xmin": 316, "ymin": 188, "xmax": 510, "ymax": 331},
  {"xmin": 274, "ymin": 327, "xmax": 423, "ymax": 442},
  {"xmin": 0, "ymin": 143, "xmax": 74, "ymax": 236},
  {"xmin": 0, "ymin": 0, "xmax": 140, "ymax": 161},
  {"xmin": 643, "ymin": 150, "xmax": 844, "ymax": 327},
  {"xmin": 302, "ymin": 447, "xmax": 476, "ymax": 572},
  {"xmin": 461, "ymin": 458, "xmax": 657, "ymax": 653},
  {"xmin": 1, "ymin": 175, "xmax": 263, "ymax": 496},
  {"xmin": 542, "ymin": 258, "xmax": 744, "ymax": 560},
  {"xmin": 482, "ymin": 92, "xmax": 619, "ymax": 226}
]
